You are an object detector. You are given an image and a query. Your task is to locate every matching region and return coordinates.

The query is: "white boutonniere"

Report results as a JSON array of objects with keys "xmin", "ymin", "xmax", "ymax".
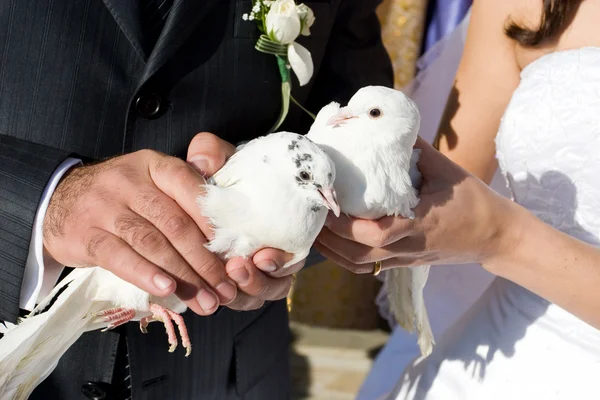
[{"xmin": 243, "ymin": 0, "xmax": 316, "ymax": 132}]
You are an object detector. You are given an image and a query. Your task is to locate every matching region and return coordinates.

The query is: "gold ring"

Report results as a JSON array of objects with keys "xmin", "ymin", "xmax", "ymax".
[{"xmin": 372, "ymin": 260, "xmax": 382, "ymax": 276}]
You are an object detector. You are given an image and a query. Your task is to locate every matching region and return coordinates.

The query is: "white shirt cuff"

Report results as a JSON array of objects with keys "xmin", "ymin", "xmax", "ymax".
[{"xmin": 19, "ymin": 157, "xmax": 82, "ymax": 311}]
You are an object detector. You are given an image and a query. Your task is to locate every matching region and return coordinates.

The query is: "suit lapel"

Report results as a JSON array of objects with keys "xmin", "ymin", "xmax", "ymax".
[
  {"xmin": 102, "ymin": 0, "xmax": 221, "ymax": 69},
  {"xmin": 141, "ymin": 0, "xmax": 221, "ymax": 82},
  {"xmin": 102, "ymin": 0, "xmax": 147, "ymax": 59}
]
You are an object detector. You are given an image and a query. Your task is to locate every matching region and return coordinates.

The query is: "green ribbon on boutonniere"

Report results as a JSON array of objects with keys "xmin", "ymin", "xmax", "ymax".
[{"xmin": 243, "ymin": 0, "xmax": 317, "ymax": 133}]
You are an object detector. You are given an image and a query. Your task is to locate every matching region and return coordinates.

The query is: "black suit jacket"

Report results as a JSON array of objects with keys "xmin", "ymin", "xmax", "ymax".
[{"xmin": 0, "ymin": 0, "xmax": 393, "ymax": 398}]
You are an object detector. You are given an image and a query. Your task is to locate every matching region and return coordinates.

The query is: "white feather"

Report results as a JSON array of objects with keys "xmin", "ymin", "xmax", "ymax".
[{"xmin": 0, "ymin": 267, "xmax": 183, "ymax": 399}]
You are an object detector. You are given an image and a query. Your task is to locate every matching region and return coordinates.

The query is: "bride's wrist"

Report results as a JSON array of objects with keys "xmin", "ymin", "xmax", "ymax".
[{"xmin": 480, "ymin": 198, "xmax": 529, "ymax": 275}]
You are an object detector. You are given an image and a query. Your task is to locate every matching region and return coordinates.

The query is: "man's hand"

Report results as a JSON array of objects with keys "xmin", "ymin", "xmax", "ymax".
[
  {"xmin": 44, "ymin": 131, "xmax": 306, "ymax": 317},
  {"xmin": 187, "ymin": 133, "xmax": 305, "ymax": 311},
  {"xmin": 43, "ymin": 142, "xmax": 238, "ymax": 316}
]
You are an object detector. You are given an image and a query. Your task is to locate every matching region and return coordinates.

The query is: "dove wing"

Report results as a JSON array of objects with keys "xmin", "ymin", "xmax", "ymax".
[
  {"xmin": 199, "ymin": 182, "xmax": 256, "ymax": 259},
  {"xmin": 0, "ymin": 268, "xmax": 99, "ymax": 400}
]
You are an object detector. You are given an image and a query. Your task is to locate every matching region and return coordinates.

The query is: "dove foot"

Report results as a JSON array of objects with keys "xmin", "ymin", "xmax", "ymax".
[
  {"xmin": 141, "ymin": 303, "xmax": 192, "ymax": 357},
  {"xmin": 94, "ymin": 307, "xmax": 136, "ymax": 331}
]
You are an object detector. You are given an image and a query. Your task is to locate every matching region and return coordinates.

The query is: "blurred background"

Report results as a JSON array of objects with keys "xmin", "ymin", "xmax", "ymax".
[{"xmin": 287, "ymin": 1, "xmax": 472, "ymax": 398}]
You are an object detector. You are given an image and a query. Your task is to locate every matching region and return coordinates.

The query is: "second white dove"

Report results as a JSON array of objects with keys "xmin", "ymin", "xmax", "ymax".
[{"xmin": 307, "ymin": 85, "xmax": 434, "ymax": 356}]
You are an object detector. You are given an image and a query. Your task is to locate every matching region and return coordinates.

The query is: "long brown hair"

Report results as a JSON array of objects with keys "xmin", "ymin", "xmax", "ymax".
[{"xmin": 505, "ymin": 0, "xmax": 581, "ymax": 47}]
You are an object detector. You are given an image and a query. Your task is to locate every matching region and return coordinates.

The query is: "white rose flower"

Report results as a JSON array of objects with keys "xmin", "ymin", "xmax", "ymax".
[
  {"xmin": 265, "ymin": 0, "xmax": 302, "ymax": 44},
  {"xmin": 296, "ymin": 4, "xmax": 315, "ymax": 36}
]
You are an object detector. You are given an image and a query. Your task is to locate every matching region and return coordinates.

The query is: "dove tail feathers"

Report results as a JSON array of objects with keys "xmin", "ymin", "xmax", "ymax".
[
  {"xmin": 386, "ymin": 268, "xmax": 414, "ymax": 332},
  {"xmin": 414, "ymin": 292, "xmax": 435, "ymax": 357},
  {"xmin": 0, "ymin": 268, "xmax": 97, "ymax": 399},
  {"xmin": 411, "ymin": 265, "xmax": 434, "ymax": 356},
  {"xmin": 385, "ymin": 265, "xmax": 435, "ymax": 357}
]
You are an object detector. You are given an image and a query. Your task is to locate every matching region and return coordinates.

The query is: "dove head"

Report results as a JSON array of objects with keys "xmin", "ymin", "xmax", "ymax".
[
  {"xmin": 274, "ymin": 133, "xmax": 340, "ymax": 217},
  {"xmin": 326, "ymin": 86, "xmax": 420, "ymax": 144}
]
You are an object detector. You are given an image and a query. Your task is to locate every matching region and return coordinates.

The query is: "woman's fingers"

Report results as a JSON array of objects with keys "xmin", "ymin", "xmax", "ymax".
[{"xmin": 325, "ymin": 214, "xmax": 415, "ymax": 248}]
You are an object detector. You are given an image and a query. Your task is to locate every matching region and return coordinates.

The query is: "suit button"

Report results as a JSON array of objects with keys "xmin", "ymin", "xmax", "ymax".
[
  {"xmin": 81, "ymin": 382, "xmax": 107, "ymax": 399},
  {"xmin": 135, "ymin": 94, "xmax": 163, "ymax": 119}
]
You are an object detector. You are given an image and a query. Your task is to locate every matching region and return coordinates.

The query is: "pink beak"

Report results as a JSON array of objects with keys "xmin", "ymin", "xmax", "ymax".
[
  {"xmin": 318, "ymin": 187, "xmax": 341, "ymax": 217},
  {"xmin": 326, "ymin": 107, "xmax": 357, "ymax": 126}
]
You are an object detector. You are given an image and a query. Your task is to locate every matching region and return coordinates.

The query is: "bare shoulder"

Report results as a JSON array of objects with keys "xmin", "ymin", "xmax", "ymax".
[
  {"xmin": 460, "ymin": 0, "xmax": 520, "ymax": 75},
  {"xmin": 504, "ymin": 0, "xmax": 600, "ymax": 69}
]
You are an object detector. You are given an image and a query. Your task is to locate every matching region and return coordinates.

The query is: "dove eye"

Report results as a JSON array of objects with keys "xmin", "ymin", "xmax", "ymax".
[
  {"xmin": 299, "ymin": 171, "xmax": 312, "ymax": 181},
  {"xmin": 369, "ymin": 108, "xmax": 382, "ymax": 118}
]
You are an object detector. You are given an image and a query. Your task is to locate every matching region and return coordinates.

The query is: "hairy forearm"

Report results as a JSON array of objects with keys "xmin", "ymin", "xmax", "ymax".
[{"xmin": 484, "ymin": 204, "xmax": 600, "ymax": 329}]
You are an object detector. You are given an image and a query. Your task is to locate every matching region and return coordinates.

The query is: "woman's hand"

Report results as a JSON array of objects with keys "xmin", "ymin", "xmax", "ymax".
[{"xmin": 315, "ymin": 137, "xmax": 521, "ymax": 273}]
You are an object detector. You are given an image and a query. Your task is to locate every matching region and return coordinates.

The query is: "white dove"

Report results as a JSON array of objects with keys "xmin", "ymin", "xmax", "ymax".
[
  {"xmin": 307, "ymin": 85, "xmax": 434, "ymax": 356},
  {"xmin": 0, "ymin": 131, "xmax": 339, "ymax": 399},
  {"xmin": 200, "ymin": 131, "xmax": 340, "ymax": 266}
]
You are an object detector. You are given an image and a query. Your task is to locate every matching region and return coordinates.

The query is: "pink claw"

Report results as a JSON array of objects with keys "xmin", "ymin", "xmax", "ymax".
[
  {"xmin": 141, "ymin": 303, "xmax": 192, "ymax": 357},
  {"xmin": 94, "ymin": 307, "xmax": 136, "ymax": 331},
  {"xmin": 165, "ymin": 308, "xmax": 191, "ymax": 357},
  {"xmin": 148, "ymin": 304, "xmax": 177, "ymax": 352},
  {"xmin": 95, "ymin": 304, "xmax": 191, "ymax": 356}
]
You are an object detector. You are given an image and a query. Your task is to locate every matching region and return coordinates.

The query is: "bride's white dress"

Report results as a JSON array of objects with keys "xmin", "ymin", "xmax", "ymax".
[{"xmin": 389, "ymin": 47, "xmax": 600, "ymax": 400}]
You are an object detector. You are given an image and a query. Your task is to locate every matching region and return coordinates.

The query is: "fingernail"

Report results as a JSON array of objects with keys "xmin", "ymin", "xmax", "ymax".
[
  {"xmin": 153, "ymin": 274, "xmax": 175, "ymax": 292},
  {"xmin": 256, "ymin": 260, "xmax": 277, "ymax": 272},
  {"xmin": 189, "ymin": 156, "xmax": 209, "ymax": 175},
  {"xmin": 229, "ymin": 267, "xmax": 250, "ymax": 286},
  {"xmin": 197, "ymin": 289, "xmax": 217, "ymax": 312},
  {"xmin": 215, "ymin": 281, "xmax": 237, "ymax": 303}
]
